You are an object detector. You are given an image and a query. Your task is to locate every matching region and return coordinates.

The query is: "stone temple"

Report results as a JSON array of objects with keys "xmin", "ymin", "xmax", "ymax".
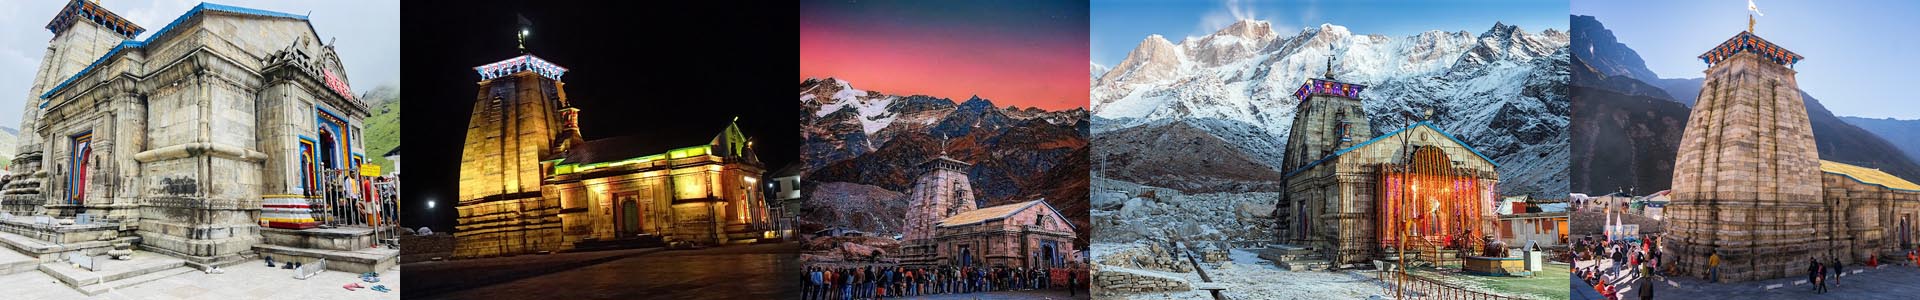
[
  {"xmin": 454, "ymin": 52, "xmax": 771, "ymax": 258},
  {"xmin": 897, "ymin": 139, "xmax": 1074, "ymax": 268},
  {"xmin": 0, "ymin": 1, "xmax": 396, "ymax": 293},
  {"xmin": 1665, "ymin": 27, "xmax": 1920, "ymax": 282},
  {"xmin": 1276, "ymin": 70, "xmax": 1500, "ymax": 266}
]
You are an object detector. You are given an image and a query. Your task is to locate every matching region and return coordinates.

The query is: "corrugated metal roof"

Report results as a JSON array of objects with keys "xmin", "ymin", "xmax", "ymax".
[
  {"xmin": 936, "ymin": 200, "xmax": 1070, "ymax": 229},
  {"xmin": 1821, "ymin": 160, "xmax": 1920, "ymax": 192}
]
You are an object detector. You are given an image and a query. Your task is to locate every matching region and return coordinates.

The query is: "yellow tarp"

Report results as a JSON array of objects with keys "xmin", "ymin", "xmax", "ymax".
[{"xmin": 1820, "ymin": 160, "xmax": 1920, "ymax": 191}]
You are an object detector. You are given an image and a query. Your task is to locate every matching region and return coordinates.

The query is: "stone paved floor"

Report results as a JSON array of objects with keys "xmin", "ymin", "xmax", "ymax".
[
  {"xmin": 1578, "ymin": 258, "xmax": 1920, "ymax": 299},
  {"xmin": 415, "ymin": 243, "xmax": 799, "ymax": 300},
  {"xmin": 868, "ymin": 289, "xmax": 1090, "ymax": 300},
  {"xmin": 0, "ymin": 258, "xmax": 399, "ymax": 300}
]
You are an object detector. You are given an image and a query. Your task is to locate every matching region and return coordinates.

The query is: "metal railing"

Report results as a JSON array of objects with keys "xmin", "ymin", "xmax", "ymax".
[
  {"xmin": 314, "ymin": 169, "xmax": 401, "ymax": 249},
  {"xmin": 1377, "ymin": 270, "xmax": 1517, "ymax": 300}
]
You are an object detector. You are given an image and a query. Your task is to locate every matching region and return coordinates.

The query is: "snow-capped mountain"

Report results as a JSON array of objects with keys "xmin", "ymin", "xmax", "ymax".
[{"xmin": 1092, "ymin": 20, "xmax": 1570, "ymax": 197}]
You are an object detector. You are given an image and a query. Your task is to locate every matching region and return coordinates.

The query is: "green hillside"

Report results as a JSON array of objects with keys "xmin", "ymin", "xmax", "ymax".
[{"xmin": 363, "ymin": 85, "xmax": 400, "ymax": 173}]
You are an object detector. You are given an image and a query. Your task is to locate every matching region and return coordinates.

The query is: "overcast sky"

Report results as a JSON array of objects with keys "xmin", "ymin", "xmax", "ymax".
[{"xmin": 0, "ymin": 0, "xmax": 399, "ymax": 128}]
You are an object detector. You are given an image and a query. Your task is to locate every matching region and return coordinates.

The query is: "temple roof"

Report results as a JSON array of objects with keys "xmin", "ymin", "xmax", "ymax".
[
  {"xmin": 1282, "ymin": 121, "xmax": 1499, "ymax": 179},
  {"xmin": 46, "ymin": 0, "xmax": 145, "ymax": 39},
  {"xmin": 476, "ymin": 54, "xmax": 568, "ymax": 81},
  {"xmin": 553, "ymin": 118, "xmax": 746, "ymax": 165},
  {"xmin": 40, "ymin": 2, "xmax": 313, "ymax": 100},
  {"xmin": 936, "ymin": 200, "xmax": 1072, "ymax": 230},
  {"xmin": 1820, "ymin": 160, "xmax": 1920, "ymax": 192},
  {"xmin": 1292, "ymin": 78, "xmax": 1366, "ymax": 102},
  {"xmin": 1699, "ymin": 31, "xmax": 1802, "ymax": 67}
]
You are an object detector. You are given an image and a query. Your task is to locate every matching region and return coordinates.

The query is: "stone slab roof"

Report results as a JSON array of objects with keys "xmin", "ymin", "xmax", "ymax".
[
  {"xmin": 1699, "ymin": 31, "xmax": 1802, "ymax": 66},
  {"xmin": 46, "ymin": 0, "xmax": 145, "ymax": 38}
]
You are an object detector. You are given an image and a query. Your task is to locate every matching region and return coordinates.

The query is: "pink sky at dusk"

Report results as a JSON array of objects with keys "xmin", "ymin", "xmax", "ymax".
[{"xmin": 800, "ymin": 14, "xmax": 1088, "ymax": 110}]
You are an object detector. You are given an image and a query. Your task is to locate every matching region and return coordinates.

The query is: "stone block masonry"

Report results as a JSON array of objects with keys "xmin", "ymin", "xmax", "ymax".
[{"xmin": 1666, "ymin": 33, "xmax": 1821, "ymax": 282}]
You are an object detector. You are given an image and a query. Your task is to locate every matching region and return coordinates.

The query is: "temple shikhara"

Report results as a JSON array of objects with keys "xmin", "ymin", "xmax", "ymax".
[
  {"xmin": 896, "ymin": 140, "xmax": 1076, "ymax": 269},
  {"xmin": 1275, "ymin": 67, "xmax": 1501, "ymax": 266},
  {"xmin": 0, "ymin": 1, "xmax": 398, "ymax": 294},
  {"xmin": 453, "ymin": 46, "xmax": 771, "ymax": 258},
  {"xmin": 1663, "ymin": 21, "xmax": 1920, "ymax": 282}
]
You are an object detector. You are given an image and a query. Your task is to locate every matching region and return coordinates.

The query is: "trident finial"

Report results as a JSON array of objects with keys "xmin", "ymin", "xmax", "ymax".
[
  {"xmin": 939, "ymin": 132, "xmax": 949, "ymax": 156},
  {"xmin": 516, "ymin": 14, "xmax": 533, "ymax": 53}
]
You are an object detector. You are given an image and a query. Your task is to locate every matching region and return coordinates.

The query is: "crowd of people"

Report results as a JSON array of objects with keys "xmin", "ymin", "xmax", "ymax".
[
  {"xmin": 1573, "ymin": 233, "xmax": 1659, "ymax": 300},
  {"xmin": 800, "ymin": 264, "xmax": 1082, "ymax": 299}
]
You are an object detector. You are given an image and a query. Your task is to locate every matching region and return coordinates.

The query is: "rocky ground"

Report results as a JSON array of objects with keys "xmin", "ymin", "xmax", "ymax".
[
  {"xmin": 1091, "ymin": 177, "xmax": 1276, "ymax": 246},
  {"xmin": 799, "ymin": 235, "xmax": 901, "ymax": 264}
]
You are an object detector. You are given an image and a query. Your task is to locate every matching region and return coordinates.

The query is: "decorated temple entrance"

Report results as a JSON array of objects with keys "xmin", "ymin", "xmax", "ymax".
[{"xmin": 1378, "ymin": 146, "xmax": 1488, "ymax": 252}]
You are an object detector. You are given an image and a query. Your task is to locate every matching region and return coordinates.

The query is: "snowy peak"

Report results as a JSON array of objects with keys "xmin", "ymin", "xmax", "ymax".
[
  {"xmin": 1188, "ymin": 20, "xmax": 1280, "ymax": 67},
  {"xmin": 1098, "ymin": 34, "xmax": 1184, "ymax": 87},
  {"xmin": 1090, "ymin": 61, "xmax": 1109, "ymax": 82},
  {"xmin": 1481, "ymin": 21, "xmax": 1519, "ymax": 39},
  {"xmin": 1090, "ymin": 20, "xmax": 1570, "ymax": 197},
  {"xmin": 1215, "ymin": 19, "xmax": 1276, "ymax": 40}
]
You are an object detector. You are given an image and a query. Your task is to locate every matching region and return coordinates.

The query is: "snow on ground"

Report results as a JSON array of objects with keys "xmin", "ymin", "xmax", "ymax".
[{"xmin": 1098, "ymin": 243, "xmax": 1389, "ymax": 300}]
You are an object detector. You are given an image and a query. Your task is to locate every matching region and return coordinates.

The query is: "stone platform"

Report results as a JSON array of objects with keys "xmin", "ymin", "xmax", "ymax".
[
  {"xmin": 37, "ymin": 250, "xmax": 194, "ymax": 296},
  {"xmin": 253, "ymin": 226, "xmax": 398, "ymax": 274},
  {"xmin": 0, "ymin": 231, "xmax": 136, "ymax": 262},
  {"xmin": 261, "ymin": 226, "xmax": 380, "ymax": 251},
  {"xmin": 0, "ymin": 216, "xmax": 120, "ymax": 244},
  {"xmin": 1256, "ymin": 246, "xmax": 1329, "ymax": 271},
  {"xmin": 1462, "ymin": 256, "xmax": 1530, "ymax": 276},
  {"xmin": 0, "ymin": 247, "xmax": 34, "ymax": 275}
]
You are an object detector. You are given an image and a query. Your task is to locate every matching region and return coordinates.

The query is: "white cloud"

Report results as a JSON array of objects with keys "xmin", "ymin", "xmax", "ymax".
[{"xmin": 1192, "ymin": 0, "xmax": 1318, "ymax": 38}]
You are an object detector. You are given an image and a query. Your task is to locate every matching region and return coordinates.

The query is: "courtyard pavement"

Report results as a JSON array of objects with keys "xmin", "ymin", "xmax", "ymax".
[
  {"xmin": 1578, "ymin": 258, "xmax": 1920, "ymax": 299},
  {"xmin": 882, "ymin": 289, "xmax": 1089, "ymax": 299},
  {"xmin": 412, "ymin": 242, "xmax": 800, "ymax": 300},
  {"xmin": 0, "ymin": 258, "xmax": 399, "ymax": 300}
]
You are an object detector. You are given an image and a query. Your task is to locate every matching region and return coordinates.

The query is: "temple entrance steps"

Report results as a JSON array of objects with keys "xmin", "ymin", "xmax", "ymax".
[
  {"xmin": 254, "ymin": 244, "xmax": 398, "ymax": 275},
  {"xmin": 1256, "ymin": 245, "xmax": 1331, "ymax": 271},
  {"xmin": 37, "ymin": 250, "xmax": 193, "ymax": 296},
  {"xmin": 0, "ymin": 247, "xmax": 35, "ymax": 275},
  {"xmin": 567, "ymin": 235, "xmax": 667, "ymax": 252},
  {"xmin": 0, "ymin": 231, "xmax": 137, "ymax": 263}
]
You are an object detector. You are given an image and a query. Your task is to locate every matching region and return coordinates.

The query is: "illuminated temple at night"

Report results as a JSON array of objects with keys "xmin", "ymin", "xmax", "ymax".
[
  {"xmin": 1274, "ymin": 67, "xmax": 1501, "ymax": 266},
  {"xmin": 453, "ymin": 52, "xmax": 771, "ymax": 258}
]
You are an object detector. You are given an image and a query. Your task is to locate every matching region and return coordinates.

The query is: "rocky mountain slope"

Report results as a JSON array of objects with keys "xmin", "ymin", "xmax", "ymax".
[
  {"xmin": 1092, "ymin": 20, "xmax": 1570, "ymax": 197},
  {"xmin": 1840, "ymin": 117, "xmax": 1920, "ymax": 163}
]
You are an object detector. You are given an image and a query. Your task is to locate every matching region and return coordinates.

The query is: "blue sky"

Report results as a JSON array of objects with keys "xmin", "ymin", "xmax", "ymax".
[
  {"xmin": 1092, "ymin": 0, "xmax": 1568, "ymax": 67},
  {"xmin": 1574, "ymin": 0, "xmax": 1920, "ymax": 119},
  {"xmin": 0, "ymin": 0, "xmax": 398, "ymax": 128}
]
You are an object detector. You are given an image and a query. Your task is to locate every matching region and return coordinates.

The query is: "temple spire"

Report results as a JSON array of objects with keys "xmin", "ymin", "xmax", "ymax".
[{"xmin": 1323, "ymin": 43, "xmax": 1337, "ymax": 80}]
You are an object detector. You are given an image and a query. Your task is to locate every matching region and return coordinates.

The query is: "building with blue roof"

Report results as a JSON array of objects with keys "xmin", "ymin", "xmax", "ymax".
[{"xmin": 3, "ymin": 1, "xmax": 389, "ymax": 279}]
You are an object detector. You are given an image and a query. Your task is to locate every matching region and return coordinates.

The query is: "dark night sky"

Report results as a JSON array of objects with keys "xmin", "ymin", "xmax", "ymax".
[{"xmin": 400, "ymin": 1, "xmax": 799, "ymax": 232}]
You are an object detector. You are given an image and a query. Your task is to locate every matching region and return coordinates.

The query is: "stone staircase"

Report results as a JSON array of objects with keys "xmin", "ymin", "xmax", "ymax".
[
  {"xmin": 1257, "ymin": 246, "xmax": 1330, "ymax": 271},
  {"xmin": 0, "ymin": 247, "xmax": 35, "ymax": 275},
  {"xmin": 38, "ymin": 251, "xmax": 193, "ymax": 296}
]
